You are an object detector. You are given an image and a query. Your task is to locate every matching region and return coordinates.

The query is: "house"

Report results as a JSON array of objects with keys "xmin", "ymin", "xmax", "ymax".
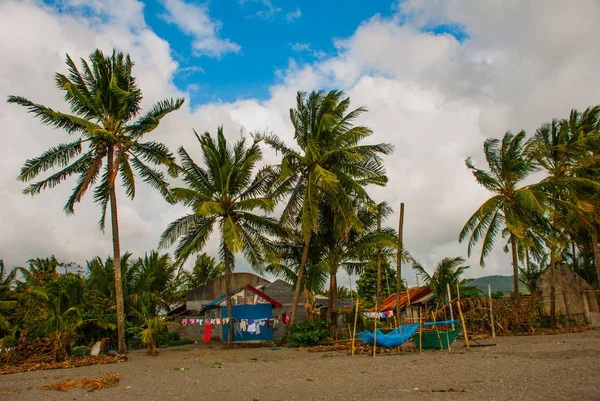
[
  {"xmin": 185, "ymin": 272, "xmax": 270, "ymax": 314},
  {"xmin": 537, "ymin": 263, "xmax": 600, "ymax": 326},
  {"xmin": 199, "ymin": 284, "xmax": 283, "ymax": 342},
  {"xmin": 261, "ymin": 279, "xmax": 307, "ymax": 341},
  {"xmin": 371, "ymin": 287, "xmax": 435, "ymax": 323},
  {"xmin": 173, "ymin": 275, "xmax": 308, "ymax": 343}
]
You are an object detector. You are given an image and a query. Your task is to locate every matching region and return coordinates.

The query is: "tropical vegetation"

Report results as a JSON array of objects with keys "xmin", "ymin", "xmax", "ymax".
[{"xmin": 2, "ymin": 47, "xmax": 600, "ymax": 357}]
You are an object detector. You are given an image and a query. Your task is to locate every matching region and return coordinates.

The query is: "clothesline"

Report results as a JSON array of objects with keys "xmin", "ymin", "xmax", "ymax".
[
  {"xmin": 181, "ymin": 313, "xmax": 291, "ymax": 328},
  {"xmin": 363, "ymin": 310, "xmax": 395, "ymax": 320}
]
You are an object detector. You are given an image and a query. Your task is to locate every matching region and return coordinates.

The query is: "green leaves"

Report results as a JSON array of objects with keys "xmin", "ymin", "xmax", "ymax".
[{"xmin": 8, "ymin": 48, "xmax": 182, "ymax": 232}]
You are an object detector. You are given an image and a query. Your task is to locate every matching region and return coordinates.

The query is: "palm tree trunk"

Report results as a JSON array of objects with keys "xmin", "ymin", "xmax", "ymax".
[
  {"xmin": 108, "ymin": 145, "xmax": 126, "ymax": 354},
  {"xmin": 396, "ymin": 202, "xmax": 404, "ymax": 323},
  {"xmin": 592, "ymin": 224, "xmax": 600, "ymax": 284},
  {"xmin": 327, "ymin": 268, "xmax": 337, "ymax": 332},
  {"xmin": 376, "ymin": 208, "xmax": 382, "ymax": 307},
  {"xmin": 290, "ymin": 236, "xmax": 311, "ymax": 325},
  {"xmin": 510, "ymin": 233, "xmax": 520, "ymax": 302},
  {"xmin": 223, "ymin": 244, "xmax": 234, "ymax": 347}
]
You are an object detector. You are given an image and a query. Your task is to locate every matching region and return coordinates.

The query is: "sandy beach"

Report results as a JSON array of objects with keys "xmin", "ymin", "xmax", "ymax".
[{"xmin": 1, "ymin": 330, "xmax": 599, "ymax": 401}]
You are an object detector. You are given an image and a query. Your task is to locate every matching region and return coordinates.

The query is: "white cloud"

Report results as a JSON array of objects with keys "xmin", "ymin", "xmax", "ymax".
[
  {"xmin": 240, "ymin": 0, "xmax": 281, "ymax": 20},
  {"xmin": 161, "ymin": 0, "xmax": 240, "ymax": 58},
  {"xmin": 286, "ymin": 7, "xmax": 302, "ymax": 22},
  {"xmin": 2, "ymin": 0, "xmax": 600, "ymax": 285},
  {"xmin": 290, "ymin": 42, "xmax": 311, "ymax": 52}
]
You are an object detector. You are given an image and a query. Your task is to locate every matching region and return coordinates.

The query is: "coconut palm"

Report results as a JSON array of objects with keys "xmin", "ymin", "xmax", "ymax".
[
  {"xmin": 0, "ymin": 260, "xmax": 17, "ymax": 332},
  {"xmin": 159, "ymin": 127, "xmax": 281, "ymax": 345},
  {"xmin": 187, "ymin": 253, "xmax": 226, "ymax": 289},
  {"xmin": 319, "ymin": 200, "xmax": 398, "ymax": 325},
  {"xmin": 259, "ymin": 90, "xmax": 392, "ymax": 323},
  {"xmin": 531, "ymin": 107, "xmax": 600, "ymax": 280},
  {"xmin": 8, "ymin": 49, "xmax": 184, "ymax": 353},
  {"xmin": 412, "ymin": 257, "xmax": 470, "ymax": 302},
  {"xmin": 460, "ymin": 131, "xmax": 545, "ymax": 299}
]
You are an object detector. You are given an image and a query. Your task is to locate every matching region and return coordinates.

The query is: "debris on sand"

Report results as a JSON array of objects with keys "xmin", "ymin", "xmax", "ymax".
[
  {"xmin": 0, "ymin": 354, "xmax": 127, "ymax": 375},
  {"xmin": 39, "ymin": 372, "xmax": 120, "ymax": 392}
]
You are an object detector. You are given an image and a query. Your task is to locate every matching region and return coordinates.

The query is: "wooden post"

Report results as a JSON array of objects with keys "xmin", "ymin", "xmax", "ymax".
[
  {"xmin": 456, "ymin": 300, "xmax": 470, "ymax": 350},
  {"xmin": 396, "ymin": 202, "xmax": 404, "ymax": 324},
  {"xmin": 419, "ymin": 308, "xmax": 423, "ymax": 354},
  {"xmin": 352, "ymin": 297, "xmax": 359, "ymax": 357},
  {"xmin": 488, "ymin": 284, "xmax": 496, "ymax": 339},
  {"xmin": 447, "ymin": 283, "xmax": 455, "ymax": 330},
  {"xmin": 373, "ymin": 301, "xmax": 377, "ymax": 358},
  {"xmin": 432, "ymin": 311, "xmax": 444, "ymax": 350},
  {"xmin": 376, "ymin": 206, "xmax": 382, "ymax": 308},
  {"xmin": 550, "ymin": 285, "xmax": 556, "ymax": 329}
]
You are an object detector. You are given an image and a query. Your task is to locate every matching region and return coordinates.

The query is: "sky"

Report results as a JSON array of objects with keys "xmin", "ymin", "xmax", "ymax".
[{"xmin": 1, "ymin": 0, "xmax": 600, "ymax": 287}]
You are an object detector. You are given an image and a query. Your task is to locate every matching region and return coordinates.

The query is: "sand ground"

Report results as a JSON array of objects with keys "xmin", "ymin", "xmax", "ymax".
[{"xmin": 1, "ymin": 329, "xmax": 599, "ymax": 401}]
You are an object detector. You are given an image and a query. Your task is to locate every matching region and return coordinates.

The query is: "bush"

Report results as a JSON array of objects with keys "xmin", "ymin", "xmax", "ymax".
[{"xmin": 286, "ymin": 319, "xmax": 329, "ymax": 347}]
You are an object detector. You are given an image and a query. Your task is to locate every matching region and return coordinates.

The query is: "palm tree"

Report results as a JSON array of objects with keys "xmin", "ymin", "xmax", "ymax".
[
  {"xmin": 413, "ymin": 257, "xmax": 470, "ymax": 302},
  {"xmin": 259, "ymin": 90, "xmax": 392, "ymax": 324},
  {"xmin": 531, "ymin": 107, "xmax": 600, "ymax": 280},
  {"xmin": 159, "ymin": 127, "xmax": 281, "ymax": 346},
  {"xmin": 128, "ymin": 251, "xmax": 177, "ymax": 311},
  {"xmin": 187, "ymin": 253, "xmax": 226, "ymax": 289},
  {"xmin": 8, "ymin": 49, "xmax": 184, "ymax": 353},
  {"xmin": 318, "ymin": 200, "xmax": 397, "ymax": 325},
  {"xmin": 0, "ymin": 260, "xmax": 17, "ymax": 333},
  {"xmin": 460, "ymin": 131, "xmax": 545, "ymax": 299}
]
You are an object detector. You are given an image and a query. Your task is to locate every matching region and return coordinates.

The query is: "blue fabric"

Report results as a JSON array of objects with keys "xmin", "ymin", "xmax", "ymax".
[{"xmin": 356, "ymin": 324, "xmax": 420, "ymax": 348}]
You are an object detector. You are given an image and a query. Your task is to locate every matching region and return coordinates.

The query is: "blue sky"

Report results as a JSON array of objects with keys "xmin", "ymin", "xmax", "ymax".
[
  {"xmin": 144, "ymin": 0, "xmax": 397, "ymax": 104},
  {"xmin": 45, "ymin": 0, "xmax": 468, "ymax": 106}
]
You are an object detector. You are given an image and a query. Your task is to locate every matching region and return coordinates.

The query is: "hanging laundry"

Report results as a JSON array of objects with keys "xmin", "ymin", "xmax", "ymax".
[
  {"xmin": 203, "ymin": 323, "xmax": 212, "ymax": 343},
  {"xmin": 182, "ymin": 319, "xmax": 188, "ymax": 326},
  {"xmin": 283, "ymin": 313, "xmax": 290, "ymax": 325},
  {"xmin": 190, "ymin": 319, "xmax": 195, "ymax": 324}
]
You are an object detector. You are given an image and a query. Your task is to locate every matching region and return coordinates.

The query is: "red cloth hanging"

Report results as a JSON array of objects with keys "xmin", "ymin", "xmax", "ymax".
[{"xmin": 203, "ymin": 323, "xmax": 212, "ymax": 343}]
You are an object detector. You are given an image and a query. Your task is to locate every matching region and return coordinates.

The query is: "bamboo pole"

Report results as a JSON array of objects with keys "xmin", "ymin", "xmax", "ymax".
[
  {"xmin": 396, "ymin": 202, "xmax": 404, "ymax": 323},
  {"xmin": 488, "ymin": 284, "xmax": 496, "ymax": 339},
  {"xmin": 373, "ymin": 301, "xmax": 378, "ymax": 357},
  {"xmin": 446, "ymin": 283, "xmax": 455, "ymax": 330},
  {"xmin": 419, "ymin": 308, "xmax": 423, "ymax": 354},
  {"xmin": 456, "ymin": 299, "xmax": 470, "ymax": 350},
  {"xmin": 431, "ymin": 311, "xmax": 444, "ymax": 350},
  {"xmin": 352, "ymin": 297, "xmax": 359, "ymax": 357}
]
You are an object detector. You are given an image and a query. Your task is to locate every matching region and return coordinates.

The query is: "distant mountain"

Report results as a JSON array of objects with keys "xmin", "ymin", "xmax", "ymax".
[{"xmin": 468, "ymin": 275, "xmax": 526, "ymax": 294}]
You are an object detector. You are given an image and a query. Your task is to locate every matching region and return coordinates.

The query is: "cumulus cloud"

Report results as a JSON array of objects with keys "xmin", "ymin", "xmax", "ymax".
[
  {"xmin": 1, "ymin": 0, "xmax": 600, "ymax": 286},
  {"xmin": 286, "ymin": 7, "xmax": 302, "ymax": 22},
  {"xmin": 161, "ymin": 0, "xmax": 240, "ymax": 58},
  {"xmin": 240, "ymin": 0, "xmax": 281, "ymax": 20}
]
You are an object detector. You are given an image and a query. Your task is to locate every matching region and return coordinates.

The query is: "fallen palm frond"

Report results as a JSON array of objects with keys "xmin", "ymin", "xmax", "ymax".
[
  {"xmin": 39, "ymin": 372, "xmax": 119, "ymax": 392},
  {"xmin": 0, "ymin": 354, "xmax": 127, "ymax": 375}
]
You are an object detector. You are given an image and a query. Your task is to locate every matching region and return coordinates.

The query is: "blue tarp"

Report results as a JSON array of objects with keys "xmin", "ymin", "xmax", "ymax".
[
  {"xmin": 355, "ymin": 320, "xmax": 461, "ymax": 348},
  {"xmin": 356, "ymin": 324, "xmax": 420, "ymax": 348}
]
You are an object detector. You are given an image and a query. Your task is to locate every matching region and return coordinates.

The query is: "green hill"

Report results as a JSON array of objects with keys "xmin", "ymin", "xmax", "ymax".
[{"xmin": 468, "ymin": 275, "xmax": 526, "ymax": 294}]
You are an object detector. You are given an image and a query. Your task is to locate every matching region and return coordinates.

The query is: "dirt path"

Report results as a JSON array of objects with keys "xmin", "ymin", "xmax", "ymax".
[{"xmin": 1, "ymin": 330, "xmax": 599, "ymax": 400}]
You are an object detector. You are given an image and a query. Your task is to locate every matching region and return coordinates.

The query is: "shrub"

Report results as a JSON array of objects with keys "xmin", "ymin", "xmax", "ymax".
[{"xmin": 286, "ymin": 319, "xmax": 328, "ymax": 347}]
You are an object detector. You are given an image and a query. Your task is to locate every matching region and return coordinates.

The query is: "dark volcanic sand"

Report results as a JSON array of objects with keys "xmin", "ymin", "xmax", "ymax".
[{"xmin": 1, "ymin": 330, "xmax": 599, "ymax": 401}]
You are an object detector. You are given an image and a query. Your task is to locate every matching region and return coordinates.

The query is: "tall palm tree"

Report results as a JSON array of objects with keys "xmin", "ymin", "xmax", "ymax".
[
  {"xmin": 460, "ymin": 131, "xmax": 545, "ymax": 299},
  {"xmin": 412, "ymin": 257, "xmax": 470, "ymax": 302},
  {"xmin": 319, "ymin": 200, "xmax": 397, "ymax": 325},
  {"xmin": 259, "ymin": 90, "xmax": 392, "ymax": 324},
  {"xmin": 8, "ymin": 49, "xmax": 184, "ymax": 353},
  {"xmin": 159, "ymin": 127, "xmax": 281, "ymax": 345},
  {"xmin": 531, "ymin": 107, "xmax": 600, "ymax": 280}
]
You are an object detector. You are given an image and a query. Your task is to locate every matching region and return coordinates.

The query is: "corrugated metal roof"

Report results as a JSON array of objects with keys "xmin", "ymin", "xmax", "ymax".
[
  {"xmin": 372, "ymin": 287, "xmax": 434, "ymax": 311},
  {"xmin": 315, "ymin": 298, "xmax": 356, "ymax": 312},
  {"xmin": 203, "ymin": 284, "xmax": 283, "ymax": 311}
]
